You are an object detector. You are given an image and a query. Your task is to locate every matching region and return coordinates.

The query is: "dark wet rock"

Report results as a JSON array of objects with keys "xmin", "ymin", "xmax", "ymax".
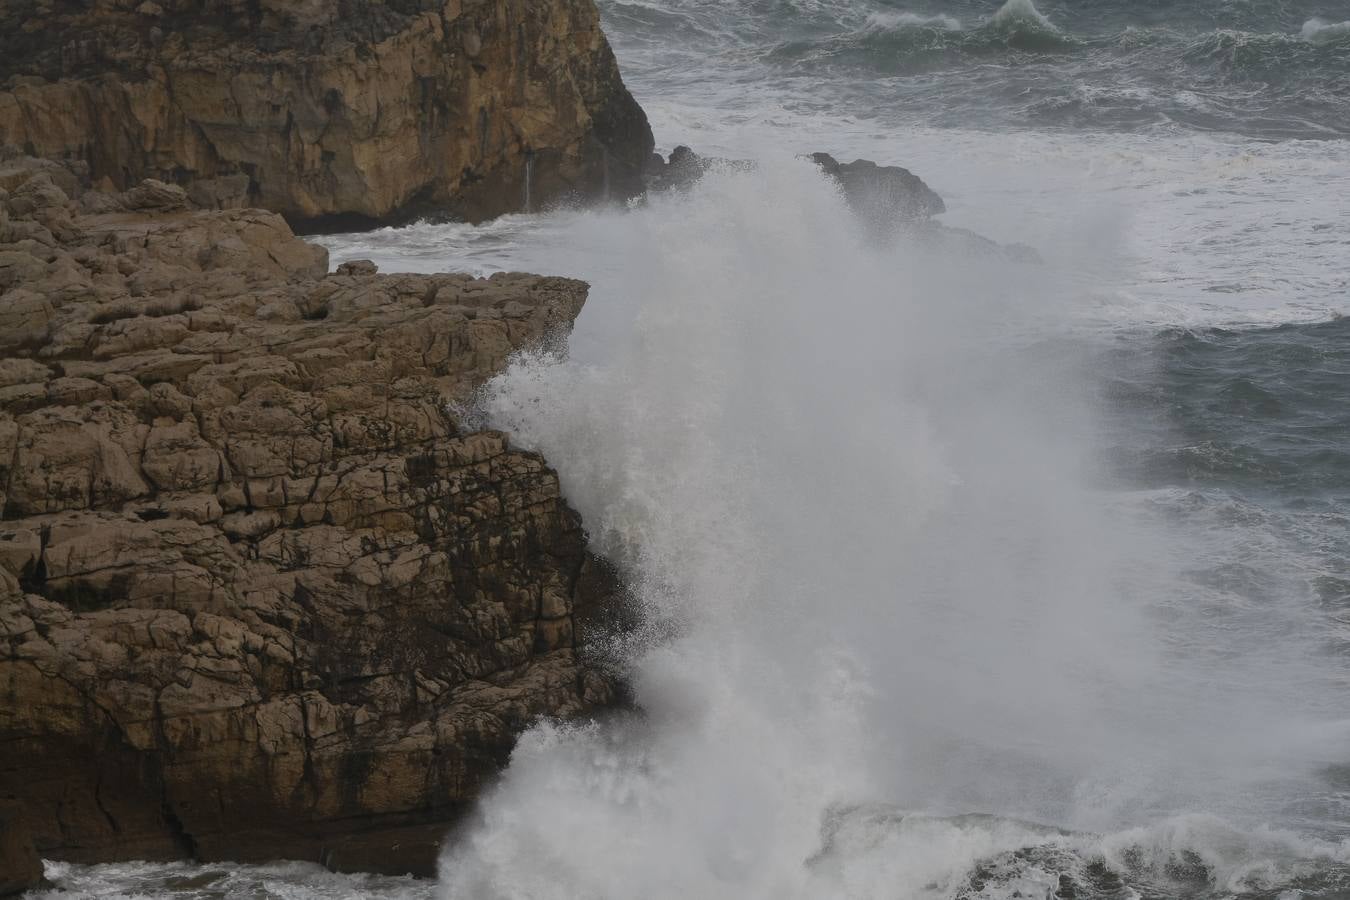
[
  {"xmin": 0, "ymin": 801, "xmax": 42, "ymax": 896},
  {"xmin": 646, "ymin": 146, "xmax": 1040, "ymax": 260},
  {"xmin": 645, "ymin": 146, "xmax": 943, "ymax": 228},
  {"xmin": 643, "ymin": 145, "xmax": 753, "ymax": 192},
  {"xmin": 811, "ymin": 152, "xmax": 946, "ymax": 224}
]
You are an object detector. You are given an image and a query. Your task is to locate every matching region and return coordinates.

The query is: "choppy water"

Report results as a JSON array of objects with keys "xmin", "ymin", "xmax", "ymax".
[
  {"xmin": 602, "ymin": 0, "xmax": 1350, "ymax": 138},
  {"xmin": 36, "ymin": 0, "xmax": 1350, "ymax": 898}
]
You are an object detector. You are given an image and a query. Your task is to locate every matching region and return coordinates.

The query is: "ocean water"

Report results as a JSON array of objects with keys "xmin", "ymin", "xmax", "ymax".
[{"xmin": 35, "ymin": 0, "xmax": 1350, "ymax": 897}]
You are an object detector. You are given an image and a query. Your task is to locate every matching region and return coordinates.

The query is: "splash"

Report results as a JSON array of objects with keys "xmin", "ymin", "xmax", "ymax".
[
  {"xmin": 985, "ymin": 0, "xmax": 1072, "ymax": 45},
  {"xmin": 861, "ymin": 11, "xmax": 962, "ymax": 34},
  {"xmin": 984, "ymin": 0, "xmax": 1078, "ymax": 51},
  {"xmin": 432, "ymin": 156, "xmax": 1345, "ymax": 899},
  {"xmin": 1302, "ymin": 17, "xmax": 1350, "ymax": 45},
  {"xmin": 437, "ymin": 156, "xmax": 1344, "ymax": 900},
  {"xmin": 989, "ymin": 0, "xmax": 1055, "ymax": 31}
]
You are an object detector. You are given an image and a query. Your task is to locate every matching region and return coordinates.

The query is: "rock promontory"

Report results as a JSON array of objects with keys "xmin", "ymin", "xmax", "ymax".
[
  {"xmin": 0, "ymin": 0, "xmax": 655, "ymax": 228},
  {"xmin": 0, "ymin": 156, "xmax": 621, "ymax": 879}
]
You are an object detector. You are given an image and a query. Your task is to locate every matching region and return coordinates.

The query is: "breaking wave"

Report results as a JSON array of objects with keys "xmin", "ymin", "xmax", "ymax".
[
  {"xmin": 434, "ymin": 158, "xmax": 1350, "ymax": 899},
  {"xmin": 860, "ymin": 10, "xmax": 963, "ymax": 35},
  {"xmin": 1302, "ymin": 16, "xmax": 1350, "ymax": 45},
  {"xmin": 770, "ymin": 0, "xmax": 1078, "ymax": 66},
  {"xmin": 985, "ymin": 0, "xmax": 1077, "ymax": 51}
]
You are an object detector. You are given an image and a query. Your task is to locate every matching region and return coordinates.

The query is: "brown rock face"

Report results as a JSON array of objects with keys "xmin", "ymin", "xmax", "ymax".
[
  {"xmin": 0, "ymin": 158, "xmax": 621, "ymax": 875},
  {"xmin": 0, "ymin": 0, "xmax": 654, "ymax": 229}
]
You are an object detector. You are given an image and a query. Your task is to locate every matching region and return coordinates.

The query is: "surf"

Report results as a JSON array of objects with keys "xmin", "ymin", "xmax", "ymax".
[{"xmin": 432, "ymin": 156, "xmax": 1347, "ymax": 899}]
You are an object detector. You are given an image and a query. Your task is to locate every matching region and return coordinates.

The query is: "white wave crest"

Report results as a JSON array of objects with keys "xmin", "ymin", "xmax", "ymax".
[
  {"xmin": 1302, "ymin": 16, "xmax": 1350, "ymax": 44},
  {"xmin": 861, "ymin": 11, "xmax": 962, "ymax": 33},
  {"xmin": 990, "ymin": 0, "xmax": 1059, "ymax": 31},
  {"xmin": 1096, "ymin": 814, "xmax": 1350, "ymax": 895}
]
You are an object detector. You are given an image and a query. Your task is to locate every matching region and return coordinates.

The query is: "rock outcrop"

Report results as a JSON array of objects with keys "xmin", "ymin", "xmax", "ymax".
[
  {"xmin": 809, "ymin": 152, "xmax": 946, "ymax": 226},
  {"xmin": 0, "ymin": 157, "xmax": 621, "ymax": 876},
  {"xmin": 0, "ymin": 0, "xmax": 654, "ymax": 229},
  {"xmin": 645, "ymin": 146, "xmax": 944, "ymax": 231},
  {"xmin": 647, "ymin": 146, "xmax": 1040, "ymax": 260}
]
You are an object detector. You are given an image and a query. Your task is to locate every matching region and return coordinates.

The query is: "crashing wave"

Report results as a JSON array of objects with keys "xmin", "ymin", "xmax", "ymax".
[
  {"xmin": 806, "ymin": 807, "xmax": 1350, "ymax": 900},
  {"xmin": 984, "ymin": 0, "xmax": 1078, "ymax": 51},
  {"xmin": 860, "ymin": 11, "xmax": 962, "ymax": 34},
  {"xmin": 1301, "ymin": 17, "xmax": 1350, "ymax": 45},
  {"xmin": 989, "ymin": 0, "xmax": 1055, "ymax": 31},
  {"xmin": 764, "ymin": 0, "xmax": 1080, "ymax": 70}
]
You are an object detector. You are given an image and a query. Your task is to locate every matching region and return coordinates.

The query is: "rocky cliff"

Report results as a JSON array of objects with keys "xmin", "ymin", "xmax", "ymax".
[
  {"xmin": 0, "ymin": 156, "xmax": 622, "ymax": 882},
  {"xmin": 0, "ymin": 0, "xmax": 654, "ymax": 228}
]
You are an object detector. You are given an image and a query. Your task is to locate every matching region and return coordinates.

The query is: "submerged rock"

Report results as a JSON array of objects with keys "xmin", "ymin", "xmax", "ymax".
[
  {"xmin": 913, "ymin": 221, "xmax": 1045, "ymax": 264},
  {"xmin": 0, "ymin": 0, "xmax": 654, "ymax": 228},
  {"xmin": 0, "ymin": 159, "xmax": 622, "ymax": 876}
]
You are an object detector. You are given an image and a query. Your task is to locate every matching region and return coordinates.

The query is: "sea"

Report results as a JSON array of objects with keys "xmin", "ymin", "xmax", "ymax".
[{"xmin": 32, "ymin": 0, "xmax": 1350, "ymax": 897}]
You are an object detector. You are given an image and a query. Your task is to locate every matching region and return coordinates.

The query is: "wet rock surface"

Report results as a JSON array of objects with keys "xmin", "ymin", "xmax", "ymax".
[
  {"xmin": 0, "ymin": 158, "xmax": 621, "ymax": 876},
  {"xmin": 809, "ymin": 152, "xmax": 947, "ymax": 224},
  {"xmin": 0, "ymin": 0, "xmax": 654, "ymax": 228}
]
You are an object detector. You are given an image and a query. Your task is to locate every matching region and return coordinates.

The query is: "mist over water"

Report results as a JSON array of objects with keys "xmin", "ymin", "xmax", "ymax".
[{"xmin": 432, "ymin": 160, "xmax": 1350, "ymax": 899}]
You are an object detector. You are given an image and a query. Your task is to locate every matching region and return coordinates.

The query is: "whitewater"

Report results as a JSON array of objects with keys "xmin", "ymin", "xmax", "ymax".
[
  {"xmin": 35, "ymin": 0, "xmax": 1350, "ymax": 897},
  {"xmin": 429, "ymin": 155, "xmax": 1350, "ymax": 900}
]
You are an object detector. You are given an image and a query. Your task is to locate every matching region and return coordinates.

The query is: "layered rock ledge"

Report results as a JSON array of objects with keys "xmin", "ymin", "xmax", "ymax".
[
  {"xmin": 0, "ymin": 0, "xmax": 654, "ymax": 228},
  {"xmin": 0, "ymin": 158, "xmax": 620, "ymax": 882}
]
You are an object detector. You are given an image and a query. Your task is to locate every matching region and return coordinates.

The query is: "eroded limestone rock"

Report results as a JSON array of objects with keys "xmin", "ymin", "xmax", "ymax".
[
  {"xmin": 0, "ymin": 157, "xmax": 621, "ymax": 875},
  {"xmin": 0, "ymin": 0, "xmax": 654, "ymax": 227}
]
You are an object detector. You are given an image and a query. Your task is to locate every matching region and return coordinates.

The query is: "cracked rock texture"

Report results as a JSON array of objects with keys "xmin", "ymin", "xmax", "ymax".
[
  {"xmin": 0, "ymin": 156, "xmax": 620, "ymax": 879},
  {"xmin": 0, "ymin": 0, "xmax": 654, "ymax": 228}
]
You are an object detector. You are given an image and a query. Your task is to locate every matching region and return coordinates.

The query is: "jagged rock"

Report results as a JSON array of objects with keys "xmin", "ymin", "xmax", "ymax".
[
  {"xmin": 121, "ymin": 180, "xmax": 191, "ymax": 212},
  {"xmin": 645, "ymin": 146, "xmax": 943, "ymax": 224},
  {"xmin": 646, "ymin": 146, "xmax": 1039, "ymax": 259},
  {"xmin": 0, "ymin": 160, "xmax": 621, "ymax": 875},
  {"xmin": 810, "ymin": 152, "xmax": 946, "ymax": 224},
  {"xmin": 643, "ymin": 145, "xmax": 752, "ymax": 192},
  {"xmin": 336, "ymin": 259, "xmax": 379, "ymax": 277},
  {"xmin": 0, "ymin": 0, "xmax": 654, "ymax": 228},
  {"xmin": 0, "ymin": 801, "xmax": 43, "ymax": 896}
]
